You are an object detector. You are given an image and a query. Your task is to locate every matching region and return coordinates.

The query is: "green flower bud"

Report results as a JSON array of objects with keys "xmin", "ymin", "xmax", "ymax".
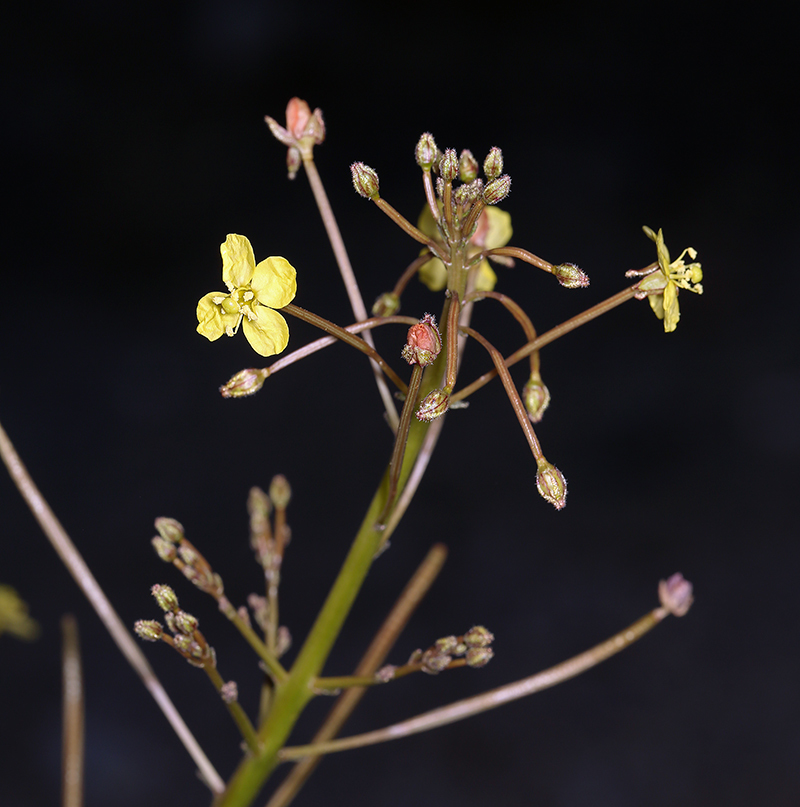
[
  {"xmin": 536, "ymin": 460, "xmax": 567, "ymax": 510},
  {"xmin": 463, "ymin": 625, "xmax": 494, "ymax": 647},
  {"xmin": 435, "ymin": 635, "xmax": 460, "ymax": 654},
  {"xmin": 553, "ymin": 262, "xmax": 590, "ymax": 288},
  {"xmin": 269, "ymin": 474, "xmax": 292, "ymax": 509},
  {"xmin": 155, "ymin": 517, "xmax": 184, "ymax": 544},
  {"xmin": 483, "ymin": 147, "xmax": 503, "ymax": 180},
  {"xmin": 151, "ymin": 584, "xmax": 179, "ymax": 613},
  {"xmin": 220, "ymin": 367, "xmax": 269, "ymax": 398},
  {"xmin": 173, "ymin": 610, "xmax": 199, "ymax": 636},
  {"xmin": 522, "ymin": 372, "xmax": 551, "ymax": 423},
  {"xmin": 438, "ymin": 149, "xmax": 459, "ymax": 182},
  {"xmin": 415, "ymin": 389, "xmax": 450, "ymax": 421},
  {"xmin": 372, "ymin": 291, "xmax": 400, "ymax": 317},
  {"xmin": 415, "ymin": 132, "xmax": 438, "ymax": 170},
  {"xmin": 459, "ymin": 149, "xmax": 478, "ymax": 182},
  {"xmin": 152, "ymin": 536, "xmax": 177, "ymax": 563},
  {"xmin": 483, "ymin": 174, "xmax": 511, "ymax": 205},
  {"xmin": 465, "ymin": 646, "xmax": 494, "ymax": 668},
  {"xmin": 350, "ymin": 162, "xmax": 380, "ymax": 199},
  {"xmin": 134, "ymin": 619, "xmax": 164, "ymax": 641}
]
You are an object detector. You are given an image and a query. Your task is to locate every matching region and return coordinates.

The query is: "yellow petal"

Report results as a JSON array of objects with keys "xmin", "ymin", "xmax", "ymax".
[
  {"xmin": 655, "ymin": 228, "xmax": 671, "ymax": 275},
  {"xmin": 483, "ymin": 207, "xmax": 512, "ymax": 250},
  {"xmin": 242, "ymin": 306, "xmax": 290, "ymax": 356},
  {"xmin": 221, "ymin": 234, "xmax": 256, "ymax": 289},
  {"xmin": 196, "ymin": 292, "xmax": 228, "ymax": 341},
  {"xmin": 418, "ymin": 257, "xmax": 447, "ymax": 291},
  {"xmin": 417, "ymin": 204, "xmax": 440, "ymax": 239},
  {"xmin": 473, "ymin": 260, "xmax": 498, "ymax": 292},
  {"xmin": 251, "ymin": 256, "xmax": 297, "ymax": 309},
  {"xmin": 662, "ymin": 281, "xmax": 680, "ymax": 332},
  {"xmin": 647, "ymin": 291, "xmax": 665, "ymax": 321}
]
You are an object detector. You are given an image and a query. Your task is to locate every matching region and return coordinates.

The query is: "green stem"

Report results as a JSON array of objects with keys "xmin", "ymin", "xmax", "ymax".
[{"xmin": 204, "ymin": 663, "xmax": 262, "ymax": 754}]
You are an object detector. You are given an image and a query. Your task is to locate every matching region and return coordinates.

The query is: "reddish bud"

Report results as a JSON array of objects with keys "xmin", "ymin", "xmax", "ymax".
[
  {"xmin": 415, "ymin": 133, "xmax": 438, "ymax": 170},
  {"xmin": 439, "ymin": 149, "xmax": 459, "ymax": 182},
  {"xmin": 401, "ymin": 314, "xmax": 441, "ymax": 366},
  {"xmin": 658, "ymin": 573, "xmax": 694, "ymax": 617},
  {"xmin": 286, "ymin": 97, "xmax": 311, "ymax": 140},
  {"xmin": 483, "ymin": 174, "xmax": 511, "ymax": 204}
]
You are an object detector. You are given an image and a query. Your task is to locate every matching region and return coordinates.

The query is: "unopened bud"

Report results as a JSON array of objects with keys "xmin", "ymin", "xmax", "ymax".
[
  {"xmin": 220, "ymin": 367, "xmax": 269, "ymax": 398},
  {"xmin": 415, "ymin": 133, "xmax": 438, "ymax": 170},
  {"xmin": 351, "ymin": 162, "xmax": 380, "ymax": 199},
  {"xmin": 155, "ymin": 517, "xmax": 184, "ymax": 544},
  {"xmin": 416, "ymin": 389, "xmax": 450, "ymax": 421},
  {"xmin": 152, "ymin": 536, "xmax": 177, "ymax": 563},
  {"xmin": 401, "ymin": 314, "xmax": 441, "ymax": 366},
  {"xmin": 658, "ymin": 573, "xmax": 694, "ymax": 617},
  {"xmin": 459, "ymin": 149, "xmax": 478, "ymax": 182},
  {"xmin": 134, "ymin": 619, "xmax": 164, "ymax": 641},
  {"xmin": 286, "ymin": 146, "xmax": 301, "ymax": 181},
  {"xmin": 151, "ymin": 584, "xmax": 179, "ymax": 613},
  {"xmin": 536, "ymin": 460, "xmax": 567, "ymax": 510},
  {"xmin": 553, "ymin": 262, "xmax": 590, "ymax": 289},
  {"xmin": 173, "ymin": 610, "xmax": 199, "ymax": 636},
  {"xmin": 439, "ymin": 149, "xmax": 458, "ymax": 182},
  {"xmin": 221, "ymin": 681, "xmax": 239, "ymax": 703},
  {"xmin": 435, "ymin": 635, "xmax": 460, "ymax": 655},
  {"xmin": 465, "ymin": 646, "xmax": 494, "ymax": 668},
  {"xmin": 372, "ymin": 291, "xmax": 400, "ymax": 317},
  {"xmin": 285, "ymin": 97, "xmax": 311, "ymax": 140},
  {"xmin": 269, "ymin": 474, "xmax": 292, "ymax": 509},
  {"xmin": 463, "ymin": 625, "xmax": 494, "ymax": 647},
  {"xmin": 522, "ymin": 372, "xmax": 551, "ymax": 423},
  {"xmin": 375, "ymin": 665, "xmax": 397, "ymax": 683},
  {"xmin": 483, "ymin": 147, "xmax": 503, "ymax": 180},
  {"xmin": 483, "ymin": 174, "xmax": 511, "ymax": 204},
  {"xmin": 276, "ymin": 625, "xmax": 292, "ymax": 657},
  {"xmin": 421, "ymin": 649, "xmax": 452, "ymax": 674}
]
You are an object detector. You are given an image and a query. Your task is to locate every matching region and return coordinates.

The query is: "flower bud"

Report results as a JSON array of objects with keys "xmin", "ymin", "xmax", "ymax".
[
  {"xmin": 375, "ymin": 665, "xmax": 397, "ymax": 683},
  {"xmin": 286, "ymin": 146, "xmax": 301, "ymax": 181},
  {"xmin": 134, "ymin": 619, "xmax": 164, "ymax": 641},
  {"xmin": 536, "ymin": 460, "xmax": 567, "ymax": 510},
  {"xmin": 463, "ymin": 625, "xmax": 494, "ymax": 647},
  {"xmin": 220, "ymin": 367, "xmax": 269, "ymax": 398},
  {"xmin": 151, "ymin": 536, "xmax": 177, "ymax": 563},
  {"xmin": 151, "ymin": 584, "xmax": 179, "ymax": 613},
  {"xmin": 269, "ymin": 474, "xmax": 292, "ymax": 509},
  {"xmin": 435, "ymin": 635, "xmax": 460, "ymax": 655},
  {"xmin": 465, "ymin": 646, "xmax": 494, "ymax": 668},
  {"xmin": 286, "ymin": 97, "xmax": 311, "ymax": 140},
  {"xmin": 173, "ymin": 610, "xmax": 199, "ymax": 636},
  {"xmin": 350, "ymin": 162, "xmax": 380, "ymax": 199},
  {"xmin": 401, "ymin": 314, "xmax": 442, "ymax": 367},
  {"xmin": 221, "ymin": 681, "xmax": 239, "ymax": 703},
  {"xmin": 658, "ymin": 573, "xmax": 694, "ymax": 617},
  {"xmin": 421, "ymin": 648, "xmax": 452, "ymax": 674},
  {"xmin": 522, "ymin": 372, "xmax": 551, "ymax": 423},
  {"xmin": 483, "ymin": 147, "xmax": 503, "ymax": 180},
  {"xmin": 416, "ymin": 389, "xmax": 450, "ymax": 421},
  {"xmin": 415, "ymin": 132, "xmax": 438, "ymax": 170},
  {"xmin": 553, "ymin": 262, "xmax": 590, "ymax": 289},
  {"xmin": 155, "ymin": 517, "xmax": 184, "ymax": 544},
  {"xmin": 438, "ymin": 149, "xmax": 459, "ymax": 182},
  {"xmin": 372, "ymin": 291, "xmax": 400, "ymax": 317},
  {"xmin": 459, "ymin": 149, "xmax": 478, "ymax": 182},
  {"xmin": 483, "ymin": 174, "xmax": 511, "ymax": 205}
]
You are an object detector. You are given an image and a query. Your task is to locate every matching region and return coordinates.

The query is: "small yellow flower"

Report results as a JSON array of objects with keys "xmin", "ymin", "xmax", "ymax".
[
  {"xmin": 636, "ymin": 226, "xmax": 703, "ymax": 332},
  {"xmin": 417, "ymin": 206, "xmax": 512, "ymax": 293},
  {"xmin": 196, "ymin": 234, "xmax": 297, "ymax": 356}
]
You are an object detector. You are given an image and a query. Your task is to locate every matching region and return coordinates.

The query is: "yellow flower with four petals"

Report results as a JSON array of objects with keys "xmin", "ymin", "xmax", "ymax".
[
  {"xmin": 635, "ymin": 226, "xmax": 703, "ymax": 332},
  {"xmin": 196, "ymin": 234, "xmax": 297, "ymax": 356}
]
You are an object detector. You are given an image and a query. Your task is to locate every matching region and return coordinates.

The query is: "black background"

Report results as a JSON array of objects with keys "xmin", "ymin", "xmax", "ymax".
[{"xmin": 2, "ymin": 2, "xmax": 798, "ymax": 806}]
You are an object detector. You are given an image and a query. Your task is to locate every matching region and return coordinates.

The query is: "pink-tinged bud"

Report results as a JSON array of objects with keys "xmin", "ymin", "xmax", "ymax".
[
  {"xmin": 483, "ymin": 147, "xmax": 503, "ymax": 180},
  {"xmin": 151, "ymin": 584, "xmax": 179, "ymax": 612},
  {"xmin": 463, "ymin": 625, "xmax": 494, "ymax": 647},
  {"xmin": 286, "ymin": 97, "xmax": 311, "ymax": 139},
  {"xmin": 134, "ymin": 619, "xmax": 164, "ymax": 641},
  {"xmin": 286, "ymin": 146, "xmax": 301, "ymax": 181},
  {"xmin": 372, "ymin": 291, "xmax": 400, "ymax": 317},
  {"xmin": 522, "ymin": 372, "xmax": 551, "ymax": 423},
  {"xmin": 536, "ymin": 460, "xmax": 567, "ymax": 510},
  {"xmin": 276, "ymin": 625, "xmax": 292, "ymax": 657},
  {"xmin": 439, "ymin": 148, "xmax": 459, "ymax": 182},
  {"xmin": 459, "ymin": 149, "xmax": 478, "ymax": 182},
  {"xmin": 269, "ymin": 474, "xmax": 292, "ymax": 509},
  {"xmin": 220, "ymin": 367, "xmax": 269, "ymax": 398},
  {"xmin": 465, "ymin": 646, "xmax": 494, "ymax": 668},
  {"xmin": 221, "ymin": 681, "xmax": 239, "ymax": 703},
  {"xmin": 416, "ymin": 389, "xmax": 450, "ymax": 421},
  {"xmin": 306, "ymin": 107, "xmax": 326, "ymax": 145},
  {"xmin": 553, "ymin": 262, "xmax": 590, "ymax": 288},
  {"xmin": 415, "ymin": 132, "xmax": 438, "ymax": 170},
  {"xmin": 375, "ymin": 665, "xmax": 397, "ymax": 683},
  {"xmin": 173, "ymin": 610, "xmax": 199, "ymax": 636},
  {"xmin": 421, "ymin": 648, "xmax": 452, "ymax": 674},
  {"xmin": 151, "ymin": 536, "xmax": 177, "ymax": 563},
  {"xmin": 483, "ymin": 174, "xmax": 511, "ymax": 204},
  {"xmin": 155, "ymin": 517, "xmax": 184, "ymax": 544},
  {"xmin": 401, "ymin": 314, "xmax": 442, "ymax": 366},
  {"xmin": 658, "ymin": 573, "xmax": 694, "ymax": 617},
  {"xmin": 350, "ymin": 162, "xmax": 380, "ymax": 198}
]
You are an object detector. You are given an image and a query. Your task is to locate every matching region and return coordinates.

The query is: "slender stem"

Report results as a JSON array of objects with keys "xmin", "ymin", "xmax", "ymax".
[
  {"xmin": 0, "ymin": 419, "xmax": 225, "ymax": 795},
  {"xmin": 265, "ymin": 543, "xmax": 447, "ymax": 807},
  {"xmin": 302, "ymin": 156, "xmax": 400, "ymax": 430},
  {"xmin": 204, "ymin": 663, "xmax": 262, "ymax": 754},
  {"xmin": 61, "ymin": 615, "xmax": 84, "ymax": 807},
  {"xmin": 483, "ymin": 245, "xmax": 554, "ymax": 272},
  {"xmin": 282, "ymin": 304, "xmax": 408, "ymax": 395},
  {"xmin": 372, "ymin": 196, "xmax": 445, "ymax": 256},
  {"xmin": 279, "ymin": 606, "xmax": 669, "ymax": 760},
  {"xmin": 422, "ymin": 169, "xmax": 438, "ymax": 224},
  {"xmin": 452, "ymin": 285, "xmax": 639, "ymax": 404},
  {"xmin": 441, "ymin": 292, "xmax": 461, "ymax": 394}
]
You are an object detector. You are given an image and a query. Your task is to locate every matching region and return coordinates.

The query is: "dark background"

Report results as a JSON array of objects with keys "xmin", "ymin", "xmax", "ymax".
[{"xmin": 2, "ymin": 2, "xmax": 798, "ymax": 806}]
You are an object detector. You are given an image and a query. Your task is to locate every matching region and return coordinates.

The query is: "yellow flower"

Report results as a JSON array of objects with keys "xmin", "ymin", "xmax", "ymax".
[
  {"xmin": 637, "ymin": 226, "xmax": 703, "ymax": 332},
  {"xmin": 417, "ymin": 205, "xmax": 512, "ymax": 292},
  {"xmin": 196, "ymin": 234, "xmax": 297, "ymax": 356}
]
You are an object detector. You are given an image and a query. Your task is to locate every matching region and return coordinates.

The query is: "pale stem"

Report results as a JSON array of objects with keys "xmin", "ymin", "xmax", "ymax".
[
  {"xmin": 0, "ymin": 419, "xmax": 225, "ymax": 795},
  {"xmin": 302, "ymin": 156, "xmax": 400, "ymax": 431},
  {"xmin": 421, "ymin": 169, "xmax": 438, "ymax": 224},
  {"xmin": 61, "ymin": 615, "xmax": 84, "ymax": 807},
  {"xmin": 265, "ymin": 543, "xmax": 448, "ymax": 807},
  {"xmin": 279, "ymin": 606, "xmax": 669, "ymax": 760}
]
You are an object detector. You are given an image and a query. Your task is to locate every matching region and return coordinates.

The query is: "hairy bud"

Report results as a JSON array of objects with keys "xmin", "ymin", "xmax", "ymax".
[
  {"xmin": 401, "ymin": 314, "xmax": 442, "ymax": 366},
  {"xmin": 483, "ymin": 174, "xmax": 511, "ymax": 204},
  {"xmin": 483, "ymin": 147, "xmax": 503, "ymax": 180},
  {"xmin": 220, "ymin": 367, "xmax": 269, "ymax": 398},
  {"xmin": 553, "ymin": 262, "xmax": 590, "ymax": 288},
  {"xmin": 415, "ymin": 133, "xmax": 438, "ymax": 170},
  {"xmin": 134, "ymin": 620, "xmax": 164, "ymax": 641},
  {"xmin": 350, "ymin": 162, "xmax": 380, "ymax": 199},
  {"xmin": 522, "ymin": 372, "xmax": 551, "ymax": 423},
  {"xmin": 658, "ymin": 573, "xmax": 694, "ymax": 617},
  {"xmin": 459, "ymin": 149, "xmax": 478, "ymax": 182},
  {"xmin": 151, "ymin": 584, "xmax": 179, "ymax": 613},
  {"xmin": 416, "ymin": 389, "xmax": 450, "ymax": 421},
  {"xmin": 536, "ymin": 460, "xmax": 567, "ymax": 510},
  {"xmin": 439, "ymin": 149, "xmax": 459, "ymax": 182}
]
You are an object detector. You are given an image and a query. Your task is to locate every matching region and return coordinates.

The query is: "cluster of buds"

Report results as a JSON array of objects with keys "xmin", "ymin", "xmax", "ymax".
[
  {"xmin": 408, "ymin": 625, "xmax": 495, "ymax": 675},
  {"xmin": 151, "ymin": 518, "xmax": 224, "ymax": 599},
  {"xmin": 135, "ymin": 584, "xmax": 216, "ymax": 669},
  {"xmin": 265, "ymin": 97, "xmax": 325, "ymax": 179}
]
